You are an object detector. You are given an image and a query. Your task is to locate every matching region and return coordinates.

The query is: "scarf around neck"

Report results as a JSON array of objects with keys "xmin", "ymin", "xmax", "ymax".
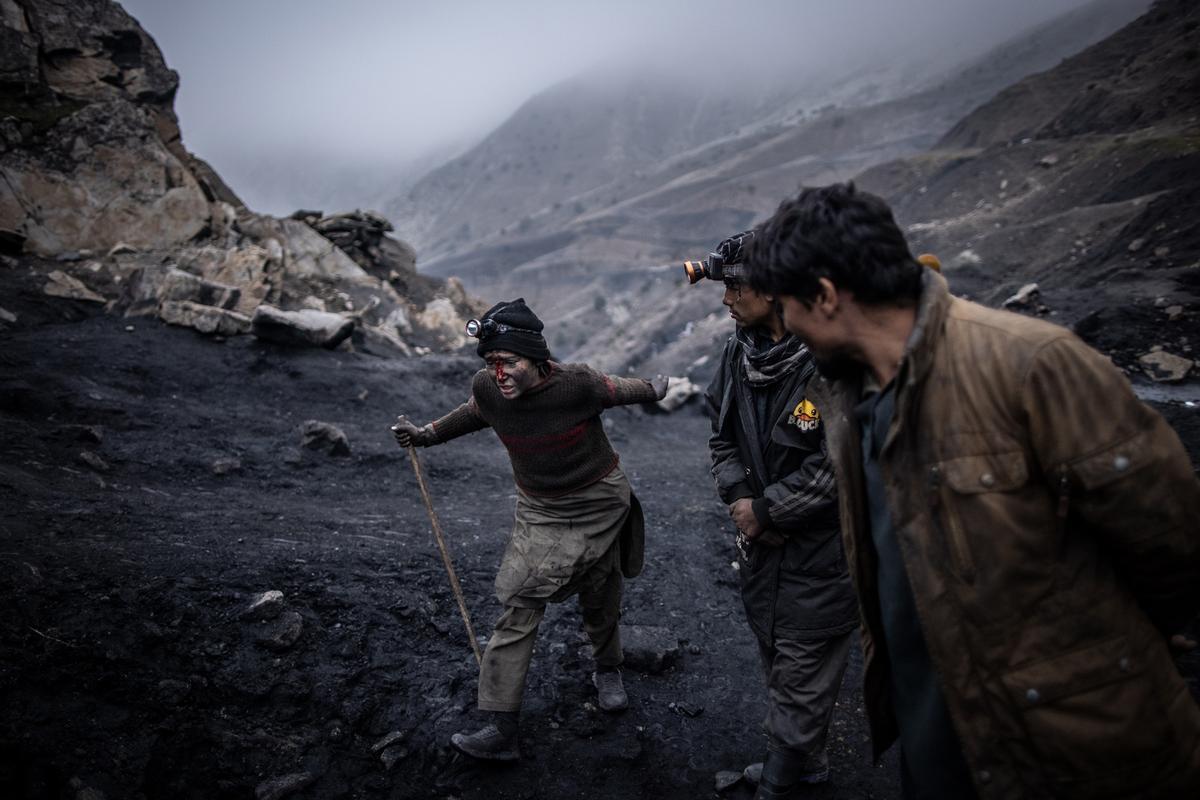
[{"xmin": 736, "ymin": 327, "xmax": 810, "ymax": 386}]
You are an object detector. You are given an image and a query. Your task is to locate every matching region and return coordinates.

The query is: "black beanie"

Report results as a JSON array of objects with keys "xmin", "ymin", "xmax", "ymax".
[{"xmin": 474, "ymin": 298, "xmax": 552, "ymax": 362}]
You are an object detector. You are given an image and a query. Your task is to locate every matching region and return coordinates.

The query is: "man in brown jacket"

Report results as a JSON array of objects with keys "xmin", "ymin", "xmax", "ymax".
[{"xmin": 744, "ymin": 182, "xmax": 1200, "ymax": 799}]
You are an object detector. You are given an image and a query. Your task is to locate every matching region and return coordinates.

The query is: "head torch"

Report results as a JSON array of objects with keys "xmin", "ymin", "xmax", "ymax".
[
  {"xmin": 684, "ymin": 255, "xmax": 747, "ymax": 285},
  {"xmin": 685, "ymin": 229, "xmax": 754, "ymax": 285},
  {"xmin": 465, "ymin": 318, "xmax": 540, "ymax": 339}
]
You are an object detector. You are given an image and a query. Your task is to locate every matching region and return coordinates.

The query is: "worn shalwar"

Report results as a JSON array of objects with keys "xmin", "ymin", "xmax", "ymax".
[{"xmin": 429, "ymin": 363, "xmax": 657, "ymax": 713}]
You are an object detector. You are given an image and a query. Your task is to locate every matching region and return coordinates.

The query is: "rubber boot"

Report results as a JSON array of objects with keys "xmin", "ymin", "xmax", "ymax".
[
  {"xmin": 450, "ymin": 711, "xmax": 520, "ymax": 761},
  {"xmin": 591, "ymin": 667, "xmax": 628, "ymax": 712},
  {"xmin": 754, "ymin": 746, "xmax": 829, "ymax": 799}
]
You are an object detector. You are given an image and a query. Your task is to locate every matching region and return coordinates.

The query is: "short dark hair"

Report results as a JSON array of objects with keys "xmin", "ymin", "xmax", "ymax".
[{"xmin": 746, "ymin": 183, "xmax": 923, "ymax": 307}]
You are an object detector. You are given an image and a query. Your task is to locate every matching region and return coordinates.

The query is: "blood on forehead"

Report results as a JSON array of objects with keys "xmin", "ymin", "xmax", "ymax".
[{"xmin": 485, "ymin": 352, "xmax": 520, "ymax": 381}]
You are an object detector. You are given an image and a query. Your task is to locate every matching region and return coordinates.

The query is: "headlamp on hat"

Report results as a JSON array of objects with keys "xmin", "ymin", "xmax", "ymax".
[
  {"xmin": 684, "ymin": 229, "xmax": 755, "ymax": 285},
  {"xmin": 465, "ymin": 318, "xmax": 542, "ymax": 339}
]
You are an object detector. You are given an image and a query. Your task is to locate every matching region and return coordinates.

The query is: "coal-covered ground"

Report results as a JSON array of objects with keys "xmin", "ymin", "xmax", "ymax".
[{"xmin": 1, "ymin": 271, "xmax": 1198, "ymax": 800}]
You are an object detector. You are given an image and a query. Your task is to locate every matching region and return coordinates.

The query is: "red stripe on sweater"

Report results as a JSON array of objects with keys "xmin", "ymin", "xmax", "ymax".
[{"xmin": 499, "ymin": 421, "xmax": 591, "ymax": 454}]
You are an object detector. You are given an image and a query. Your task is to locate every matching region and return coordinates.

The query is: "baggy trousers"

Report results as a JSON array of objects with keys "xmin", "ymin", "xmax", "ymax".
[
  {"xmin": 756, "ymin": 630, "xmax": 854, "ymax": 764},
  {"xmin": 477, "ymin": 467, "xmax": 632, "ymax": 713},
  {"xmin": 477, "ymin": 547, "xmax": 623, "ymax": 712}
]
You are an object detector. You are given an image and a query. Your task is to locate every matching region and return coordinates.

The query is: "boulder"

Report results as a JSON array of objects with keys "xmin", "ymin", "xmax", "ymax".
[
  {"xmin": 2, "ymin": 101, "xmax": 211, "ymax": 255},
  {"xmin": 414, "ymin": 297, "xmax": 469, "ymax": 348},
  {"xmin": 256, "ymin": 610, "xmax": 303, "ymax": 651},
  {"xmin": 1138, "ymin": 351, "xmax": 1194, "ymax": 383},
  {"xmin": 252, "ymin": 305, "xmax": 354, "ymax": 349},
  {"xmin": 205, "ymin": 245, "xmax": 275, "ymax": 314},
  {"xmin": 159, "ymin": 300, "xmax": 251, "ymax": 336},
  {"xmin": 0, "ymin": 3, "xmax": 228, "ymax": 255},
  {"xmin": 118, "ymin": 265, "xmax": 240, "ymax": 317},
  {"xmin": 243, "ymin": 590, "xmax": 285, "ymax": 621},
  {"xmin": 276, "ymin": 218, "xmax": 366, "ymax": 281},
  {"xmin": 1002, "ymin": 282, "xmax": 1039, "ymax": 309},
  {"xmin": 299, "ymin": 420, "xmax": 351, "ymax": 456},
  {"xmin": 43, "ymin": 270, "xmax": 105, "ymax": 303}
]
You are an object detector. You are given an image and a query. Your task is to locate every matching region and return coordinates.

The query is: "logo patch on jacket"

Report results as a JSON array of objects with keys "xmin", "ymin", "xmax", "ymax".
[{"xmin": 789, "ymin": 398, "xmax": 821, "ymax": 432}]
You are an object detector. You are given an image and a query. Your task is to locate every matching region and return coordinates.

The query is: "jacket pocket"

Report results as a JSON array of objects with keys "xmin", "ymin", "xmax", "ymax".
[
  {"xmin": 1069, "ymin": 428, "xmax": 1154, "ymax": 490},
  {"xmin": 1000, "ymin": 635, "xmax": 1173, "ymax": 796},
  {"xmin": 928, "ymin": 452, "xmax": 1028, "ymax": 582}
]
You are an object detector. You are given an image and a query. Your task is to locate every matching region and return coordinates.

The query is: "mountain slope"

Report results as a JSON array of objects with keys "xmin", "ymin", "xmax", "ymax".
[
  {"xmin": 856, "ymin": 0, "xmax": 1200, "ymax": 374},
  {"xmin": 403, "ymin": 0, "xmax": 1150, "ymax": 379}
]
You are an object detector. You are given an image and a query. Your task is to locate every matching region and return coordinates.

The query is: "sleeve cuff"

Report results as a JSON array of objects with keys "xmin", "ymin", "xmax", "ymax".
[
  {"xmin": 751, "ymin": 496, "xmax": 773, "ymax": 529},
  {"xmin": 726, "ymin": 482, "xmax": 755, "ymax": 503}
]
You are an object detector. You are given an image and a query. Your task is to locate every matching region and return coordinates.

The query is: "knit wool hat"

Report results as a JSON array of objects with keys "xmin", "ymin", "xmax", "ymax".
[{"xmin": 474, "ymin": 298, "xmax": 552, "ymax": 362}]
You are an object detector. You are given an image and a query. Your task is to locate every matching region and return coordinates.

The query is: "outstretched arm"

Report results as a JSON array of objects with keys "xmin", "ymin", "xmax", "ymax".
[{"xmin": 598, "ymin": 372, "xmax": 664, "ymax": 407}]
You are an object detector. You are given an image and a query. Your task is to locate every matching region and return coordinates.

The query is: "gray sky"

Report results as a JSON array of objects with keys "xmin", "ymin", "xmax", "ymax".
[{"xmin": 121, "ymin": 0, "xmax": 1109, "ymax": 208}]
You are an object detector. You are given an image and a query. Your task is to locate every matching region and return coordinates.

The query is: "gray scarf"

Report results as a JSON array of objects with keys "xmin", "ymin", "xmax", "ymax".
[{"xmin": 736, "ymin": 328, "xmax": 810, "ymax": 386}]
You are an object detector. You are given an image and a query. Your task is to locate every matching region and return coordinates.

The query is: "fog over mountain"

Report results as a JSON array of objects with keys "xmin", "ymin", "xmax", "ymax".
[{"xmin": 122, "ymin": 0, "xmax": 1113, "ymax": 216}]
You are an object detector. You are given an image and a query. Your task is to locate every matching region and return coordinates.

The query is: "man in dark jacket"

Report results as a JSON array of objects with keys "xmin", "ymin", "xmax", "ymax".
[
  {"xmin": 701, "ymin": 233, "xmax": 858, "ymax": 799},
  {"xmin": 745, "ymin": 182, "xmax": 1200, "ymax": 799}
]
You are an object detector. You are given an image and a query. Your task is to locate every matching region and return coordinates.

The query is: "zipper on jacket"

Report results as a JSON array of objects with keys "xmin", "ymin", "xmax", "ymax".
[{"xmin": 929, "ymin": 465, "xmax": 976, "ymax": 582}]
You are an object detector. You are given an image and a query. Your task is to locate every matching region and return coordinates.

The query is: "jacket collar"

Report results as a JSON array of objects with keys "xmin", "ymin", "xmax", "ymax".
[{"xmin": 896, "ymin": 269, "xmax": 951, "ymax": 393}]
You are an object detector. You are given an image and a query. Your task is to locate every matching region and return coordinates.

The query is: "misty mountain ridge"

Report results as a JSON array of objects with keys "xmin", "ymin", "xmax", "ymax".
[
  {"xmin": 395, "ymin": 0, "xmax": 1148, "ymax": 380},
  {"xmin": 393, "ymin": 0, "xmax": 1144, "ymax": 268}
]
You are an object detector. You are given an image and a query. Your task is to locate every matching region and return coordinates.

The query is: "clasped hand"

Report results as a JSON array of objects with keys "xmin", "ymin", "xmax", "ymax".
[{"xmin": 391, "ymin": 415, "xmax": 432, "ymax": 448}]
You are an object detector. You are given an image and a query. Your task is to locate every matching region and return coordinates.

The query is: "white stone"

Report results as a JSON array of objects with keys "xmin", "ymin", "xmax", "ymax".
[
  {"xmin": 43, "ymin": 270, "xmax": 105, "ymax": 303},
  {"xmin": 1002, "ymin": 283, "xmax": 1040, "ymax": 308},
  {"xmin": 251, "ymin": 304, "xmax": 354, "ymax": 349},
  {"xmin": 159, "ymin": 300, "xmax": 251, "ymax": 336},
  {"xmin": 1138, "ymin": 351, "xmax": 1193, "ymax": 383},
  {"xmin": 244, "ymin": 590, "xmax": 285, "ymax": 620}
]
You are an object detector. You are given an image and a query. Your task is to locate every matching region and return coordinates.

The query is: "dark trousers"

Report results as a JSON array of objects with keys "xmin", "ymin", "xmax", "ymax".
[{"xmin": 755, "ymin": 629, "xmax": 853, "ymax": 762}]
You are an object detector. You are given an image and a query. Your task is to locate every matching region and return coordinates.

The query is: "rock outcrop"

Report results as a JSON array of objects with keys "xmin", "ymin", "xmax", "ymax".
[
  {"xmin": 1, "ymin": 0, "xmax": 486, "ymax": 356},
  {"xmin": 0, "ymin": 0, "xmax": 238, "ymax": 255}
]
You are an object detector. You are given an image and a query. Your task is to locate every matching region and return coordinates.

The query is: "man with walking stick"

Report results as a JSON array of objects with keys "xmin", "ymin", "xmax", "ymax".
[{"xmin": 391, "ymin": 298, "xmax": 668, "ymax": 761}]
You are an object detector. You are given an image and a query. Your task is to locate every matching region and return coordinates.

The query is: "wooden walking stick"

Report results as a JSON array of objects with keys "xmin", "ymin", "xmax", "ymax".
[{"xmin": 407, "ymin": 445, "xmax": 483, "ymax": 665}]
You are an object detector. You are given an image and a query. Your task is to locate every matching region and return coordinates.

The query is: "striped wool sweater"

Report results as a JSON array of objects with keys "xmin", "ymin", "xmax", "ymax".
[{"xmin": 429, "ymin": 362, "xmax": 658, "ymax": 496}]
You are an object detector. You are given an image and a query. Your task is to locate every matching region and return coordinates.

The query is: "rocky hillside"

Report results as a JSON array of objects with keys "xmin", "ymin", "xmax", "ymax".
[
  {"xmin": 0, "ymin": 0, "xmax": 484, "ymax": 356},
  {"xmin": 857, "ymin": 0, "xmax": 1200, "ymax": 380},
  {"xmin": 399, "ymin": 0, "xmax": 1149, "ymax": 383}
]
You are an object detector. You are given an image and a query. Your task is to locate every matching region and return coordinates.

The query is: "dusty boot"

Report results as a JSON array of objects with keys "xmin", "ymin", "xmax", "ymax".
[
  {"xmin": 591, "ymin": 667, "xmax": 628, "ymax": 712},
  {"xmin": 743, "ymin": 762, "xmax": 763, "ymax": 785},
  {"xmin": 450, "ymin": 711, "xmax": 520, "ymax": 761},
  {"xmin": 754, "ymin": 747, "xmax": 828, "ymax": 799}
]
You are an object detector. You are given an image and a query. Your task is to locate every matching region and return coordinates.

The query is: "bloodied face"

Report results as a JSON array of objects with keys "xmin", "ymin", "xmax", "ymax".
[{"xmin": 484, "ymin": 350, "xmax": 540, "ymax": 399}]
